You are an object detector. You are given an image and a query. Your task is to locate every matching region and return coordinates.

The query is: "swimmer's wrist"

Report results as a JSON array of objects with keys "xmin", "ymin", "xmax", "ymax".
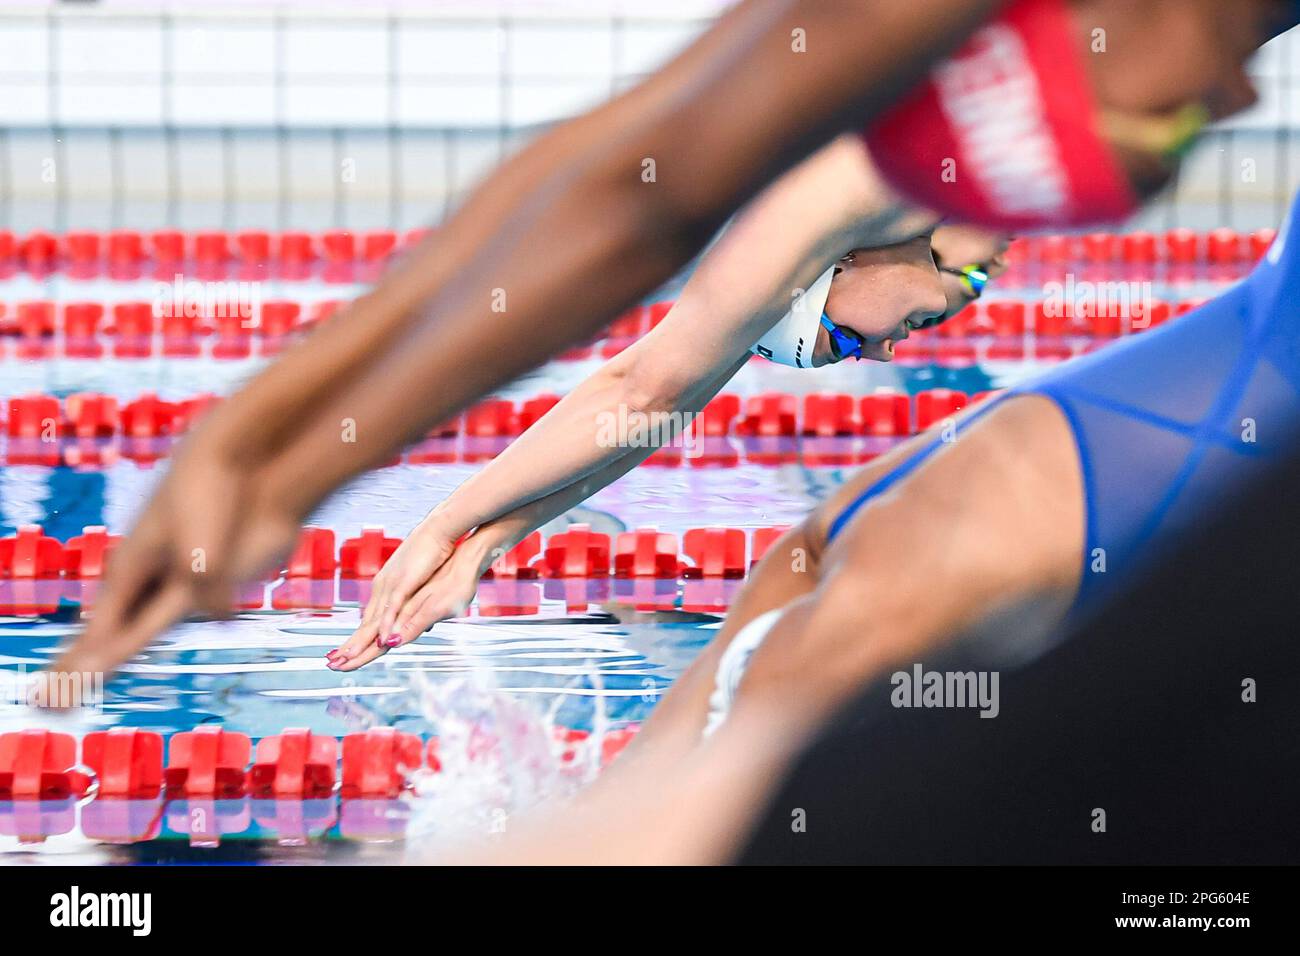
[
  {"xmin": 420, "ymin": 503, "xmax": 475, "ymax": 544},
  {"xmin": 461, "ymin": 521, "xmax": 523, "ymax": 575},
  {"xmin": 429, "ymin": 476, "xmax": 519, "ymax": 540}
]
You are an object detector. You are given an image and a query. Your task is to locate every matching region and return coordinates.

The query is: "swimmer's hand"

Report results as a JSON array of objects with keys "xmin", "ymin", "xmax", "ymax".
[
  {"xmin": 47, "ymin": 445, "xmax": 303, "ymax": 685},
  {"xmin": 328, "ymin": 516, "xmax": 487, "ymax": 671}
]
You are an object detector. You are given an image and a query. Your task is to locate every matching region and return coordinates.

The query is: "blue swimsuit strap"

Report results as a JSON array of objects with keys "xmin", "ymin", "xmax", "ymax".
[{"xmin": 826, "ymin": 396, "xmax": 1009, "ymax": 543}]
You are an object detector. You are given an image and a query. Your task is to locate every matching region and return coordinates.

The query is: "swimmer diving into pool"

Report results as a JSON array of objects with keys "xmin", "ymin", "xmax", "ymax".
[
  {"xmin": 634, "ymin": 191, "xmax": 1300, "ymax": 755},
  {"xmin": 53, "ymin": 0, "xmax": 1296, "ymax": 680},
  {"xmin": 325, "ymin": 136, "xmax": 1008, "ymax": 671},
  {"xmin": 438, "ymin": 192, "xmax": 1300, "ymax": 865}
]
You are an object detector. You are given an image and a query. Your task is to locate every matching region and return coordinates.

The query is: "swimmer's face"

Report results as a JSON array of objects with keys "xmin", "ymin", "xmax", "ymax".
[
  {"xmin": 813, "ymin": 235, "xmax": 947, "ymax": 365},
  {"xmin": 1075, "ymin": 0, "xmax": 1288, "ymax": 195},
  {"xmin": 931, "ymin": 226, "xmax": 1011, "ymax": 318}
]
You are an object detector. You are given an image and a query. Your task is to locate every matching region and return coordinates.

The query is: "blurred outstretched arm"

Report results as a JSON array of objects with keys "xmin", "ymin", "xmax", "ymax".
[{"xmin": 55, "ymin": 0, "xmax": 997, "ymax": 679}]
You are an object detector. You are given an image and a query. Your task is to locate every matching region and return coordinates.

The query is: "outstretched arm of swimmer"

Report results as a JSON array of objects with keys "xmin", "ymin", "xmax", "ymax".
[
  {"xmin": 340, "ymin": 137, "xmax": 931, "ymax": 648},
  {"xmin": 424, "ymin": 137, "xmax": 917, "ymax": 541},
  {"xmin": 239, "ymin": 0, "xmax": 991, "ymax": 511},
  {"xmin": 54, "ymin": 0, "xmax": 1000, "ymax": 678},
  {"xmin": 331, "ymin": 354, "xmax": 747, "ymax": 668}
]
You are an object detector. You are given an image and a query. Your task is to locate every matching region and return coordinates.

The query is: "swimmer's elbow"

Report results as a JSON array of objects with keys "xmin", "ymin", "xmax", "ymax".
[
  {"xmin": 602, "ymin": 339, "xmax": 693, "ymax": 417},
  {"xmin": 620, "ymin": 364, "xmax": 692, "ymax": 419},
  {"xmin": 811, "ymin": 560, "xmax": 910, "ymax": 635},
  {"xmin": 805, "ymin": 549, "xmax": 946, "ymax": 678}
]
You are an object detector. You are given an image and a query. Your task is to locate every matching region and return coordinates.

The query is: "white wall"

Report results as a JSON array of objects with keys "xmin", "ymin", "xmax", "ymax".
[{"xmin": 0, "ymin": 3, "xmax": 715, "ymax": 129}]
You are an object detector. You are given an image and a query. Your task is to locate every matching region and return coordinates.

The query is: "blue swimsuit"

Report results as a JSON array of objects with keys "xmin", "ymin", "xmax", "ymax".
[{"xmin": 828, "ymin": 200, "xmax": 1300, "ymax": 612}]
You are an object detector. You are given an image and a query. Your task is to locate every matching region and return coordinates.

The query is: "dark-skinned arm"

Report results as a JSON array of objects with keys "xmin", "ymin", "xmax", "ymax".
[{"xmin": 251, "ymin": 0, "xmax": 1000, "ymax": 522}]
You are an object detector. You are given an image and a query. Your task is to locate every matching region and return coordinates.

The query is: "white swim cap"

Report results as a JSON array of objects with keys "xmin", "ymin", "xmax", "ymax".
[{"xmin": 751, "ymin": 266, "xmax": 836, "ymax": 369}]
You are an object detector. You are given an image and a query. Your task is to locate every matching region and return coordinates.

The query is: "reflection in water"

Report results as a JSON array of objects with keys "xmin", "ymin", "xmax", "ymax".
[
  {"xmin": 0, "ymin": 608, "xmax": 714, "ymax": 855},
  {"xmin": 0, "ymin": 610, "xmax": 713, "ymax": 738}
]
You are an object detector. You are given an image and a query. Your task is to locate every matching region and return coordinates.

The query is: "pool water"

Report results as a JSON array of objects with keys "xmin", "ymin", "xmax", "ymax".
[
  {"xmin": 0, "ymin": 265, "xmax": 1239, "ymax": 858},
  {"xmin": 0, "ymin": 607, "xmax": 716, "ymax": 862},
  {"xmin": 1, "ymin": 610, "xmax": 713, "ymax": 738}
]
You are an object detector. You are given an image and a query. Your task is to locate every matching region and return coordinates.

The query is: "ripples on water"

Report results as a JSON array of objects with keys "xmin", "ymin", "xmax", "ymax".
[
  {"xmin": 0, "ymin": 266, "xmax": 1242, "ymax": 856},
  {"xmin": 0, "ymin": 609, "xmax": 714, "ymax": 736},
  {"xmin": 0, "ymin": 275, "xmax": 1008, "ymax": 856},
  {"xmin": 0, "ymin": 605, "xmax": 718, "ymax": 858}
]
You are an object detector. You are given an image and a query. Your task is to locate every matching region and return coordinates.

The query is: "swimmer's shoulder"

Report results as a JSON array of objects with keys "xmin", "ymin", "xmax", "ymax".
[
  {"xmin": 807, "ymin": 432, "xmax": 930, "ymax": 547},
  {"xmin": 816, "ymin": 394, "xmax": 1082, "ymax": 569}
]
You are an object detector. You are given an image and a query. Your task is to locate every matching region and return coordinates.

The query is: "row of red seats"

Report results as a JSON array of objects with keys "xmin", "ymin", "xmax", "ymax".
[
  {"xmin": 0, "ymin": 300, "xmax": 681, "ymax": 361},
  {"xmin": 0, "ymin": 226, "xmax": 1276, "ymax": 275},
  {"xmin": 0, "ymin": 523, "xmax": 792, "ymax": 583},
  {"xmin": 0, "ymin": 523, "xmax": 792, "ymax": 614},
  {"xmin": 0, "ymin": 299, "xmax": 339, "ymax": 359},
  {"xmin": 0, "ymin": 228, "xmax": 431, "ymax": 276},
  {"xmin": 1004, "ymin": 228, "xmax": 1276, "ymax": 266},
  {"xmin": 0, "ymin": 389, "xmax": 980, "ymax": 444},
  {"xmin": 0, "ymin": 725, "xmax": 636, "ymax": 802},
  {"xmin": 0, "ymin": 295, "xmax": 1202, "ymax": 346},
  {"xmin": 0, "ymin": 725, "xmax": 638, "ymax": 843}
]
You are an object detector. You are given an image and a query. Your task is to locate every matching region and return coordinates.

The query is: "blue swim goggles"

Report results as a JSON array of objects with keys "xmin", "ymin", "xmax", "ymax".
[{"xmin": 819, "ymin": 313, "xmax": 866, "ymax": 362}]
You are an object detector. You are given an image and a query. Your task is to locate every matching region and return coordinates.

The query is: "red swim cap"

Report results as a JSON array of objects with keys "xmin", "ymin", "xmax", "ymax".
[{"xmin": 863, "ymin": 0, "xmax": 1137, "ymax": 229}]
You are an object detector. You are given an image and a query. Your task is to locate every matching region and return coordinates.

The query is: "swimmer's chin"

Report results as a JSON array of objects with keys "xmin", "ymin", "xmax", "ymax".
[{"xmin": 862, "ymin": 340, "xmax": 896, "ymax": 363}]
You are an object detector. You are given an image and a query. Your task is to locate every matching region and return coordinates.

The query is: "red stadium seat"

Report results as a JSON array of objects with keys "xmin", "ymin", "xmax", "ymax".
[
  {"xmin": 860, "ymin": 390, "xmax": 910, "ymax": 437},
  {"xmin": 614, "ymin": 527, "xmax": 680, "ymax": 578},
  {"xmin": 914, "ymin": 389, "xmax": 968, "ymax": 432},
  {"xmin": 802, "ymin": 393, "xmax": 861, "ymax": 436},
  {"xmin": 749, "ymin": 526, "xmax": 791, "ymax": 568},
  {"xmin": 682, "ymin": 527, "xmax": 747, "ymax": 578}
]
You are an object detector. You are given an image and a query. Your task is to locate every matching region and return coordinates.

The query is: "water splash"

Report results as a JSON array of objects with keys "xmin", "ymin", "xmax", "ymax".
[{"xmin": 397, "ymin": 624, "xmax": 614, "ymax": 854}]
